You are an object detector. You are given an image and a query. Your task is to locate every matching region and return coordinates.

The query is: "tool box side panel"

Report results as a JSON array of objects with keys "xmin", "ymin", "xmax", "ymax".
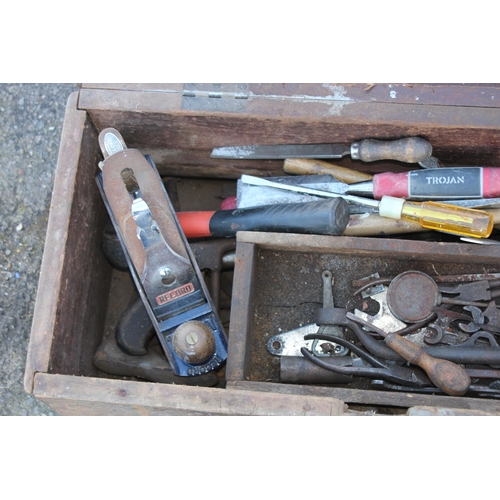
[
  {"xmin": 78, "ymin": 86, "xmax": 500, "ymax": 174},
  {"xmin": 47, "ymin": 111, "xmax": 112, "ymax": 378},
  {"xmin": 226, "ymin": 241, "xmax": 258, "ymax": 382},
  {"xmin": 24, "ymin": 92, "xmax": 113, "ymax": 394},
  {"xmin": 235, "ymin": 231, "xmax": 500, "ymax": 265},
  {"xmin": 32, "ymin": 373, "xmax": 346, "ymax": 416},
  {"xmin": 24, "ymin": 93, "xmax": 95, "ymax": 392},
  {"xmin": 228, "ymin": 380, "xmax": 500, "ymax": 413},
  {"xmin": 81, "ymin": 83, "xmax": 500, "ymax": 108}
]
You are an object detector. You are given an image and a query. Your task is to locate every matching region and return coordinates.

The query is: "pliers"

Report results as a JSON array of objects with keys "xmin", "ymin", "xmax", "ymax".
[{"xmin": 300, "ymin": 333, "xmax": 432, "ymax": 388}]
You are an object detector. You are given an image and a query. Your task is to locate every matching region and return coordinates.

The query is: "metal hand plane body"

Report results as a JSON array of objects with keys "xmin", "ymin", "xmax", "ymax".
[{"xmin": 96, "ymin": 128, "xmax": 227, "ymax": 376}]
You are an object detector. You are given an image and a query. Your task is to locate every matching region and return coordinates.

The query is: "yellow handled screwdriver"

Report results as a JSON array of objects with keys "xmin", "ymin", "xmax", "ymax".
[{"xmin": 240, "ymin": 175, "xmax": 494, "ymax": 238}]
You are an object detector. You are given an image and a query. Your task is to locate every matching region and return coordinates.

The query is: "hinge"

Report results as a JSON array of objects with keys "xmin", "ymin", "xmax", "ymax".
[{"xmin": 182, "ymin": 83, "xmax": 249, "ymax": 112}]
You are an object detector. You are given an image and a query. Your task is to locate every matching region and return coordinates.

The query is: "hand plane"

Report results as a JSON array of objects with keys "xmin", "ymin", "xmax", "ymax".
[{"xmin": 96, "ymin": 128, "xmax": 228, "ymax": 376}]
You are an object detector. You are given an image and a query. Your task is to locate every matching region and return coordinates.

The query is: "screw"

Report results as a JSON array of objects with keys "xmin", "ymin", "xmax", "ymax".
[
  {"xmin": 159, "ymin": 267, "xmax": 175, "ymax": 285},
  {"xmin": 185, "ymin": 332, "xmax": 199, "ymax": 346},
  {"xmin": 334, "ymin": 344, "xmax": 346, "ymax": 354}
]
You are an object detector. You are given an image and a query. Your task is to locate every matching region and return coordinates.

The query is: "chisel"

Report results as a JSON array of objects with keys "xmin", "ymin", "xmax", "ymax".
[
  {"xmin": 241, "ymin": 174, "xmax": 494, "ymax": 238},
  {"xmin": 211, "ymin": 137, "xmax": 432, "ymax": 164},
  {"xmin": 343, "ymin": 166, "xmax": 500, "ymax": 200}
]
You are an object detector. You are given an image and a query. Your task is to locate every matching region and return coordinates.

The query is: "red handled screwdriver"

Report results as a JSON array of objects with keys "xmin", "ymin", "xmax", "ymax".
[
  {"xmin": 332, "ymin": 167, "xmax": 500, "ymax": 200},
  {"xmin": 283, "ymin": 160, "xmax": 500, "ymax": 201}
]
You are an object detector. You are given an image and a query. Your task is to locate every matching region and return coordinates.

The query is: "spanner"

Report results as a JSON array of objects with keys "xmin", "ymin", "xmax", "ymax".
[
  {"xmin": 267, "ymin": 270, "xmax": 348, "ymax": 357},
  {"xmin": 313, "ymin": 271, "xmax": 349, "ymax": 356}
]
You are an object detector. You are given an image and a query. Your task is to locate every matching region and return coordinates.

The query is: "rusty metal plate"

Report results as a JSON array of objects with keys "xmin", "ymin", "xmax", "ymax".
[{"xmin": 387, "ymin": 271, "xmax": 439, "ymax": 323}]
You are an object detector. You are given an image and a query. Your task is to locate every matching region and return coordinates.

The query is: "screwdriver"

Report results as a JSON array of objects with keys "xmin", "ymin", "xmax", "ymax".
[
  {"xmin": 241, "ymin": 174, "xmax": 494, "ymax": 238},
  {"xmin": 211, "ymin": 137, "xmax": 432, "ymax": 164},
  {"xmin": 285, "ymin": 161, "xmax": 500, "ymax": 200},
  {"xmin": 345, "ymin": 312, "xmax": 471, "ymax": 397}
]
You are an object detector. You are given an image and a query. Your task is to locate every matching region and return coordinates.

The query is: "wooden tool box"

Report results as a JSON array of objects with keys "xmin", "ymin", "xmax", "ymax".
[{"xmin": 24, "ymin": 83, "xmax": 500, "ymax": 416}]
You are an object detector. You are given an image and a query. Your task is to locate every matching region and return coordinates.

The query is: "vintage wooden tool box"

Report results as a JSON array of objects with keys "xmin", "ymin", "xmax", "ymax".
[{"xmin": 24, "ymin": 83, "xmax": 500, "ymax": 415}]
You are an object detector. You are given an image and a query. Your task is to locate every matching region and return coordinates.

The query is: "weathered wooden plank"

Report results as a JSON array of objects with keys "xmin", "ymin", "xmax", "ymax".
[
  {"xmin": 235, "ymin": 231, "xmax": 500, "ymax": 266},
  {"xmin": 33, "ymin": 373, "xmax": 346, "ymax": 416},
  {"xmin": 78, "ymin": 87, "xmax": 500, "ymax": 167},
  {"xmin": 24, "ymin": 92, "xmax": 113, "ymax": 389},
  {"xmin": 81, "ymin": 83, "xmax": 500, "ymax": 108},
  {"xmin": 24, "ymin": 92, "xmax": 87, "ymax": 393},
  {"xmin": 226, "ymin": 242, "xmax": 257, "ymax": 382},
  {"xmin": 407, "ymin": 406, "xmax": 500, "ymax": 416},
  {"xmin": 47, "ymin": 115, "xmax": 112, "ymax": 377},
  {"xmin": 229, "ymin": 380, "xmax": 500, "ymax": 413},
  {"xmin": 80, "ymin": 83, "xmax": 184, "ymax": 92}
]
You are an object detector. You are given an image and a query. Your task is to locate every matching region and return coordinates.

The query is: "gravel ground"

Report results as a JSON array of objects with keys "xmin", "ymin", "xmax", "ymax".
[{"xmin": 0, "ymin": 83, "xmax": 79, "ymax": 415}]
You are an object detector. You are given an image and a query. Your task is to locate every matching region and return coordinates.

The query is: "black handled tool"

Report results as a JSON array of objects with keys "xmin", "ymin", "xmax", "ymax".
[
  {"xmin": 211, "ymin": 137, "xmax": 432, "ymax": 164},
  {"xmin": 176, "ymin": 198, "xmax": 350, "ymax": 238}
]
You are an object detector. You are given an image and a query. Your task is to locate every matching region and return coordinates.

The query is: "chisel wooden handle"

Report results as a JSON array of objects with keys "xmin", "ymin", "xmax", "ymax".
[
  {"xmin": 284, "ymin": 158, "xmax": 374, "ymax": 184},
  {"xmin": 353, "ymin": 137, "xmax": 432, "ymax": 163},
  {"xmin": 384, "ymin": 331, "xmax": 471, "ymax": 396}
]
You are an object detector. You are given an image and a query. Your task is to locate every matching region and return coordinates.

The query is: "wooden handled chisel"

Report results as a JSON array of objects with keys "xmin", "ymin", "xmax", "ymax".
[{"xmin": 211, "ymin": 137, "xmax": 432, "ymax": 164}]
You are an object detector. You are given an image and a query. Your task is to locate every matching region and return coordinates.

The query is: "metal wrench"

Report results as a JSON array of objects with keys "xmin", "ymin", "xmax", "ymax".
[
  {"xmin": 267, "ymin": 270, "xmax": 348, "ymax": 357},
  {"xmin": 313, "ymin": 271, "xmax": 349, "ymax": 356}
]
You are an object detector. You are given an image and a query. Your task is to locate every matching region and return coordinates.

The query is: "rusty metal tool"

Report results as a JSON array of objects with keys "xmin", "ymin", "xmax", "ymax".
[
  {"xmin": 300, "ymin": 334, "xmax": 432, "ymax": 388},
  {"xmin": 96, "ymin": 128, "xmax": 227, "ymax": 376},
  {"xmin": 423, "ymin": 306, "xmax": 474, "ymax": 345},
  {"xmin": 354, "ymin": 288, "xmax": 407, "ymax": 333},
  {"xmin": 241, "ymin": 174, "xmax": 494, "ymax": 238},
  {"xmin": 279, "ymin": 356, "xmax": 354, "ymax": 384},
  {"xmin": 386, "ymin": 271, "xmax": 491, "ymax": 324},
  {"xmin": 93, "ymin": 328, "xmax": 220, "ymax": 386},
  {"xmin": 459, "ymin": 300, "xmax": 500, "ymax": 334},
  {"xmin": 346, "ymin": 312, "xmax": 471, "ymax": 396},
  {"xmin": 314, "ymin": 271, "xmax": 349, "ymax": 356},
  {"xmin": 315, "ymin": 305, "xmax": 500, "ymax": 365},
  {"xmin": 437, "ymin": 279, "xmax": 500, "ymax": 302},
  {"xmin": 211, "ymin": 137, "xmax": 433, "ymax": 164},
  {"xmin": 371, "ymin": 379, "xmax": 500, "ymax": 398},
  {"xmin": 267, "ymin": 270, "xmax": 348, "ymax": 357},
  {"xmin": 353, "ymin": 272, "xmax": 500, "ymax": 287}
]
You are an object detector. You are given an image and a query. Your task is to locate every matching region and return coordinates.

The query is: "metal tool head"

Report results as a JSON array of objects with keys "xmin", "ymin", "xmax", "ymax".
[
  {"xmin": 387, "ymin": 271, "xmax": 439, "ymax": 323},
  {"xmin": 353, "ymin": 288, "xmax": 407, "ymax": 333},
  {"xmin": 99, "ymin": 127, "xmax": 127, "ymax": 159},
  {"xmin": 267, "ymin": 324, "xmax": 321, "ymax": 356},
  {"xmin": 236, "ymin": 174, "xmax": 351, "ymax": 209},
  {"xmin": 211, "ymin": 143, "xmax": 350, "ymax": 160}
]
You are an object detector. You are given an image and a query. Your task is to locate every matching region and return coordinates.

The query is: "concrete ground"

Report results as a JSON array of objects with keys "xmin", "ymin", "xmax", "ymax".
[{"xmin": 0, "ymin": 83, "xmax": 79, "ymax": 415}]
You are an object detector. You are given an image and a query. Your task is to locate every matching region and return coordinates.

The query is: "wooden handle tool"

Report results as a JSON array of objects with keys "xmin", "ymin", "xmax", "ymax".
[
  {"xmin": 346, "ymin": 312, "xmax": 471, "ymax": 396},
  {"xmin": 354, "ymin": 137, "xmax": 432, "ymax": 163},
  {"xmin": 212, "ymin": 137, "xmax": 432, "ymax": 163},
  {"xmin": 284, "ymin": 158, "xmax": 374, "ymax": 184}
]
